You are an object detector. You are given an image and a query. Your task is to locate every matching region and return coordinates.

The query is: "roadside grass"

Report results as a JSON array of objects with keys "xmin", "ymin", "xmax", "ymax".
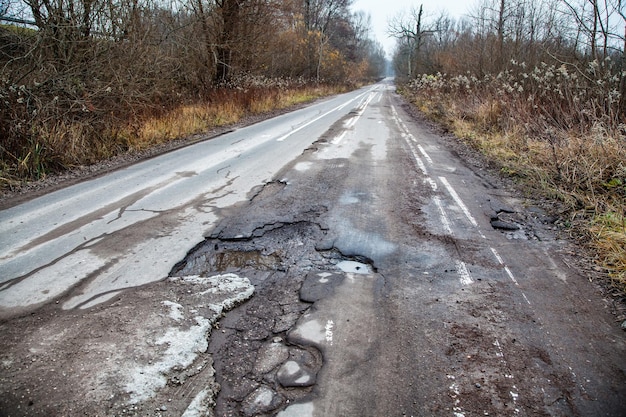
[
  {"xmin": 0, "ymin": 84, "xmax": 346, "ymax": 189},
  {"xmin": 400, "ymin": 68, "xmax": 626, "ymax": 292},
  {"xmin": 132, "ymin": 85, "xmax": 344, "ymax": 148}
]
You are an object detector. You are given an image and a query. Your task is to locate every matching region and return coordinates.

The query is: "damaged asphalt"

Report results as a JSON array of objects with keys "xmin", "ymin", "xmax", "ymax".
[{"xmin": 1, "ymin": 82, "xmax": 624, "ymax": 416}]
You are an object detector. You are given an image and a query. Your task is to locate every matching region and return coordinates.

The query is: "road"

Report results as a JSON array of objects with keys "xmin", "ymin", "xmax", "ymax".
[{"xmin": 0, "ymin": 80, "xmax": 624, "ymax": 416}]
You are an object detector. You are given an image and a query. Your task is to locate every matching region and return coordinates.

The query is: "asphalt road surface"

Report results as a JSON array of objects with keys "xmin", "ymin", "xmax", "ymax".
[{"xmin": 0, "ymin": 80, "xmax": 624, "ymax": 416}]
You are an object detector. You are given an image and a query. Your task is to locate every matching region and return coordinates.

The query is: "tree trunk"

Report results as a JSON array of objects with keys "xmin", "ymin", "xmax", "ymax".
[
  {"xmin": 497, "ymin": 0, "xmax": 506, "ymax": 68},
  {"xmin": 215, "ymin": 0, "xmax": 241, "ymax": 84}
]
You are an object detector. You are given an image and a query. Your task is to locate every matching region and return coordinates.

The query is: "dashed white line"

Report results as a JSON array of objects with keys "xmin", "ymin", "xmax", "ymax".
[
  {"xmin": 407, "ymin": 141, "xmax": 428, "ymax": 175},
  {"xmin": 490, "ymin": 247, "xmax": 530, "ymax": 304},
  {"xmin": 425, "ymin": 177, "xmax": 438, "ymax": 191},
  {"xmin": 417, "ymin": 144, "xmax": 433, "ymax": 164},
  {"xmin": 277, "ymin": 89, "xmax": 373, "ymax": 142},
  {"xmin": 332, "ymin": 92, "xmax": 376, "ymax": 144},
  {"xmin": 455, "ymin": 260, "xmax": 474, "ymax": 285},
  {"xmin": 434, "ymin": 196, "xmax": 452, "ymax": 234},
  {"xmin": 332, "ymin": 131, "xmax": 347, "ymax": 145},
  {"xmin": 447, "ymin": 375, "xmax": 467, "ymax": 417},
  {"xmin": 439, "ymin": 176, "xmax": 479, "ymax": 228},
  {"xmin": 325, "ymin": 320, "xmax": 334, "ymax": 345}
]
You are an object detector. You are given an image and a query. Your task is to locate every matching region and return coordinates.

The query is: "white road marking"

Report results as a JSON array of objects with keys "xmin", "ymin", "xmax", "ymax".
[
  {"xmin": 332, "ymin": 131, "xmax": 347, "ymax": 145},
  {"xmin": 439, "ymin": 176, "xmax": 479, "ymax": 228},
  {"xmin": 277, "ymin": 89, "xmax": 372, "ymax": 142},
  {"xmin": 325, "ymin": 320, "xmax": 334, "ymax": 345},
  {"xmin": 492, "ymin": 338, "xmax": 523, "ymax": 413},
  {"xmin": 447, "ymin": 376, "xmax": 467, "ymax": 417},
  {"xmin": 455, "ymin": 260, "xmax": 474, "ymax": 285},
  {"xmin": 332, "ymin": 91, "xmax": 376, "ymax": 144},
  {"xmin": 407, "ymin": 141, "xmax": 428, "ymax": 175},
  {"xmin": 425, "ymin": 177, "xmax": 438, "ymax": 191},
  {"xmin": 434, "ymin": 196, "xmax": 452, "ymax": 234},
  {"xmin": 490, "ymin": 247, "xmax": 530, "ymax": 304},
  {"xmin": 417, "ymin": 144, "xmax": 433, "ymax": 164}
]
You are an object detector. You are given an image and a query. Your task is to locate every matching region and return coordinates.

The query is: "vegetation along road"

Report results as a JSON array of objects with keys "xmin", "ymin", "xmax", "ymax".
[{"xmin": 0, "ymin": 80, "xmax": 624, "ymax": 416}]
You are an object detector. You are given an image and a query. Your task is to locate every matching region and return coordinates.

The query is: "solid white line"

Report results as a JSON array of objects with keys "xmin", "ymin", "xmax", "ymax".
[
  {"xmin": 277, "ymin": 90, "xmax": 370, "ymax": 142},
  {"xmin": 439, "ymin": 177, "xmax": 479, "ymax": 227}
]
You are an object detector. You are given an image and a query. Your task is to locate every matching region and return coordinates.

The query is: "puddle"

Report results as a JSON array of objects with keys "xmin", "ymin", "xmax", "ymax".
[
  {"xmin": 294, "ymin": 162, "xmax": 313, "ymax": 172},
  {"xmin": 336, "ymin": 260, "xmax": 371, "ymax": 274},
  {"xmin": 339, "ymin": 191, "xmax": 367, "ymax": 205}
]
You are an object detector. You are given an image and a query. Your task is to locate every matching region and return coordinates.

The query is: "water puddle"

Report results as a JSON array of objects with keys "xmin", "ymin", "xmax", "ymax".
[{"xmin": 336, "ymin": 260, "xmax": 371, "ymax": 274}]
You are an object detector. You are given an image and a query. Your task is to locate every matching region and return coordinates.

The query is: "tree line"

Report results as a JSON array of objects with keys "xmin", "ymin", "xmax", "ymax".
[{"xmin": 390, "ymin": 0, "xmax": 625, "ymax": 97}]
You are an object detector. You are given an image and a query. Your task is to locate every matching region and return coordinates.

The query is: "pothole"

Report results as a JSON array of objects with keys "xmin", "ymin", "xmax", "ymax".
[
  {"xmin": 170, "ymin": 219, "xmax": 379, "ymax": 416},
  {"xmin": 172, "ymin": 221, "xmax": 378, "ymax": 278}
]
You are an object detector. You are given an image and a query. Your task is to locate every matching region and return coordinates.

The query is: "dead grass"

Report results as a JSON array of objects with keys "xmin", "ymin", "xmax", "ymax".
[
  {"xmin": 125, "ymin": 85, "xmax": 344, "ymax": 152},
  {"xmin": 591, "ymin": 212, "xmax": 626, "ymax": 285}
]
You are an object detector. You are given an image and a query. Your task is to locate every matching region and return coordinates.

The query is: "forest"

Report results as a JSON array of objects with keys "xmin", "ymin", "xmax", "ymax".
[
  {"xmin": 390, "ymin": 0, "xmax": 625, "ymax": 289},
  {"xmin": 0, "ymin": 0, "xmax": 385, "ymax": 183}
]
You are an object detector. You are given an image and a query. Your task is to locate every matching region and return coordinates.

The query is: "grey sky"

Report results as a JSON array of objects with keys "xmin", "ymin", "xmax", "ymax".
[{"xmin": 351, "ymin": 0, "xmax": 475, "ymax": 57}]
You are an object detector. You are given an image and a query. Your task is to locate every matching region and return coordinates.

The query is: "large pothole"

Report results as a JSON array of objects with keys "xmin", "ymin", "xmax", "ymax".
[
  {"xmin": 171, "ymin": 220, "xmax": 376, "ymax": 278},
  {"xmin": 169, "ymin": 220, "xmax": 376, "ymax": 417}
]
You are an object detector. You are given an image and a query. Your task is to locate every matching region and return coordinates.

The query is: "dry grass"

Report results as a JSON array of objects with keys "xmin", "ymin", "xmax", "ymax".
[
  {"xmin": 591, "ymin": 212, "xmax": 626, "ymax": 285},
  {"xmin": 130, "ymin": 85, "xmax": 342, "ymax": 150}
]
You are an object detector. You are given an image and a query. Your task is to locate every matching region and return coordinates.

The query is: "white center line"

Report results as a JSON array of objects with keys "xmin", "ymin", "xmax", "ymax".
[{"xmin": 277, "ymin": 89, "xmax": 372, "ymax": 142}]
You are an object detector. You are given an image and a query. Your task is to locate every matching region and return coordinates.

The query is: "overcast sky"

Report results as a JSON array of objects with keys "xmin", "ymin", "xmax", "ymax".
[{"xmin": 351, "ymin": 0, "xmax": 475, "ymax": 58}]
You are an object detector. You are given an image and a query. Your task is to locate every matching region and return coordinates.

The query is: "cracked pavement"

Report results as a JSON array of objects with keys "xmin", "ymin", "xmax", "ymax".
[{"xmin": 1, "ymin": 81, "xmax": 625, "ymax": 416}]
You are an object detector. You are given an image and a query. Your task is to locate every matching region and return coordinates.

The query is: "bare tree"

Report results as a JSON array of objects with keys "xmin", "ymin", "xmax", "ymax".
[
  {"xmin": 561, "ymin": 0, "xmax": 624, "ymax": 60},
  {"xmin": 388, "ymin": 4, "xmax": 437, "ymax": 78}
]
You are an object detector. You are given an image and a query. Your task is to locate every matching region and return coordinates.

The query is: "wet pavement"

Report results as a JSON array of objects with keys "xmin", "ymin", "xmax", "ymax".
[{"xmin": 1, "ymin": 81, "xmax": 625, "ymax": 416}]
